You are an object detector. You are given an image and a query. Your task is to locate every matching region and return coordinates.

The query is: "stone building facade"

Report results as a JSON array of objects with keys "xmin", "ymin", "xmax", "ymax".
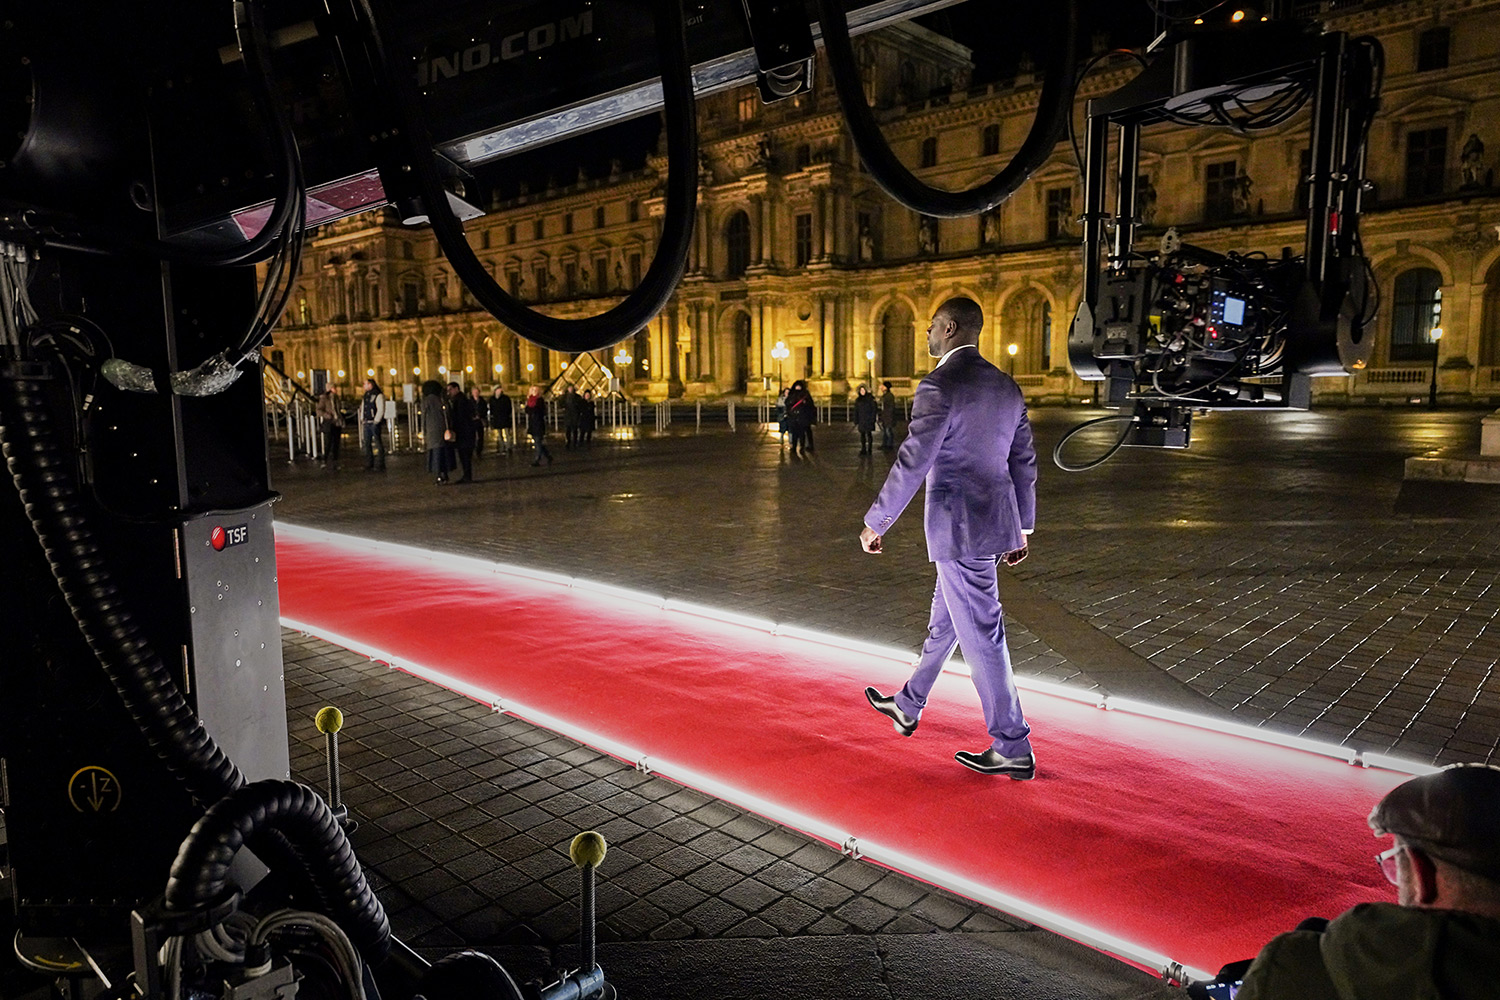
[{"xmin": 268, "ymin": 0, "xmax": 1500, "ymax": 406}]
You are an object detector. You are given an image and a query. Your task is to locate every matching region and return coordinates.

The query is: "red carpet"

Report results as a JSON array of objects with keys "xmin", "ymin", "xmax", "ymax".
[{"xmin": 274, "ymin": 524, "xmax": 1414, "ymax": 982}]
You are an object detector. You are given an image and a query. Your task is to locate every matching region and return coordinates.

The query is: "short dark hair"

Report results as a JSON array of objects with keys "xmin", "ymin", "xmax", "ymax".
[
  {"xmin": 882, "ymin": 380, "xmax": 892, "ymax": 389},
  {"xmin": 447, "ymin": 381, "xmax": 460, "ymax": 390},
  {"xmin": 937, "ymin": 296, "xmax": 983, "ymax": 339}
]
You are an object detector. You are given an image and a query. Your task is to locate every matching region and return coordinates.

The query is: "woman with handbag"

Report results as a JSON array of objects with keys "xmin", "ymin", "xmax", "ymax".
[{"xmin": 421, "ymin": 380, "xmax": 453, "ymax": 484}]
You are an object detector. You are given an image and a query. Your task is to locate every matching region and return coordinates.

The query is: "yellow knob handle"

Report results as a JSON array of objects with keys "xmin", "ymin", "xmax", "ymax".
[
  {"xmin": 315, "ymin": 706, "xmax": 344, "ymax": 735},
  {"xmin": 569, "ymin": 831, "xmax": 607, "ymax": 870}
]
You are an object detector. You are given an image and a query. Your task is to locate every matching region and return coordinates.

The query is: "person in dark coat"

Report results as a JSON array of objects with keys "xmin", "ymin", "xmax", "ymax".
[
  {"xmin": 315, "ymin": 388, "xmax": 343, "ymax": 468},
  {"xmin": 581, "ymin": 389, "xmax": 597, "ymax": 444},
  {"xmin": 784, "ymin": 379, "xmax": 816, "ymax": 456},
  {"xmin": 489, "ymin": 388, "xmax": 513, "ymax": 454},
  {"xmin": 524, "ymin": 385, "xmax": 553, "ymax": 466},
  {"xmin": 469, "ymin": 385, "xmax": 487, "ymax": 456},
  {"xmin": 420, "ymin": 380, "xmax": 451, "ymax": 484},
  {"xmin": 853, "ymin": 384, "xmax": 878, "ymax": 455},
  {"xmin": 562, "ymin": 386, "xmax": 583, "ymax": 449},
  {"xmin": 446, "ymin": 382, "xmax": 478, "ymax": 483},
  {"xmin": 879, "ymin": 380, "xmax": 899, "ymax": 450}
]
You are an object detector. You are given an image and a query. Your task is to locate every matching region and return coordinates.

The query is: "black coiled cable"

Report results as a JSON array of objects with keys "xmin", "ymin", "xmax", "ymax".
[
  {"xmin": 0, "ymin": 370, "xmax": 383, "ymax": 954},
  {"xmin": 815, "ymin": 0, "xmax": 1078, "ymax": 218},
  {"xmin": 165, "ymin": 780, "xmax": 390, "ymax": 963},
  {"xmin": 0, "ymin": 371, "xmax": 244, "ymax": 806}
]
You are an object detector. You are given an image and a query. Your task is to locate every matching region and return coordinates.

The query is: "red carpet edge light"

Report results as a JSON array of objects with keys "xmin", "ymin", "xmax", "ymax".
[{"xmin": 273, "ymin": 521, "xmax": 1432, "ymax": 985}]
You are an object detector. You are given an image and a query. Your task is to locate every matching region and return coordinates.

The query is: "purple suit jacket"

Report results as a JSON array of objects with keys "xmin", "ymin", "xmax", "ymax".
[{"xmin": 864, "ymin": 347, "xmax": 1037, "ymax": 562}]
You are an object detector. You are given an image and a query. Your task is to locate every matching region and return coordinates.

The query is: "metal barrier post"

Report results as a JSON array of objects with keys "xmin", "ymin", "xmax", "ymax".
[
  {"xmin": 695, "ymin": 400, "xmax": 701, "ymax": 433},
  {"xmin": 727, "ymin": 401, "xmax": 735, "ymax": 432}
]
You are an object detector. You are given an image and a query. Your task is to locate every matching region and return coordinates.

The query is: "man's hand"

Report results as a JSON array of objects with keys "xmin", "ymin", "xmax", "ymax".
[
  {"xmin": 1002, "ymin": 544, "xmax": 1028, "ymax": 567},
  {"xmin": 860, "ymin": 526, "xmax": 883, "ymax": 554}
]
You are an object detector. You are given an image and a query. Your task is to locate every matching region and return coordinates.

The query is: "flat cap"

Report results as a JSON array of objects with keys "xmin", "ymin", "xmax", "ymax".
[{"xmin": 1368, "ymin": 763, "xmax": 1500, "ymax": 880}]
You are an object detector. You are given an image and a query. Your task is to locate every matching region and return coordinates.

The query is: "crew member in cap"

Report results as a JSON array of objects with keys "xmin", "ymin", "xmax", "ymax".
[
  {"xmin": 1236, "ymin": 762, "xmax": 1500, "ymax": 999},
  {"xmin": 859, "ymin": 297, "xmax": 1037, "ymax": 778}
]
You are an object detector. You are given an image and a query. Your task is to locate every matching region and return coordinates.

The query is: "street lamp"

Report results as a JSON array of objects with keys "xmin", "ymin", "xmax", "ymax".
[
  {"xmin": 771, "ymin": 340, "xmax": 790, "ymax": 392},
  {"xmin": 613, "ymin": 347, "xmax": 633, "ymax": 395},
  {"xmin": 1428, "ymin": 325, "xmax": 1444, "ymax": 409},
  {"xmin": 865, "ymin": 347, "xmax": 875, "ymax": 386},
  {"xmin": 1006, "ymin": 342, "xmax": 1018, "ymax": 376}
]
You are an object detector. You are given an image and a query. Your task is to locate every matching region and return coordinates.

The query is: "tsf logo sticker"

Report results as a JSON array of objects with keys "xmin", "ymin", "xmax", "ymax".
[{"xmin": 210, "ymin": 524, "xmax": 249, "ymax": 551}]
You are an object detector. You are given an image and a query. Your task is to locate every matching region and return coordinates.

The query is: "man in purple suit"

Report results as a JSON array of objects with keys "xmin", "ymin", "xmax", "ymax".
[{"xmin": 859, "ymin": 296, "xmax": 1038, "ymax": 779}]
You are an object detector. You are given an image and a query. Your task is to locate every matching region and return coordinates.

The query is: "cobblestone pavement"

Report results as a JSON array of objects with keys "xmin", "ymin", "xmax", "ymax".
[
  {"xmin": 269, "ymin": 404, "xmax": 1500, "ymax": 997},
  {"xmin": 277, "ymin": 405, "xmax": 1500, "ymax": 766}
]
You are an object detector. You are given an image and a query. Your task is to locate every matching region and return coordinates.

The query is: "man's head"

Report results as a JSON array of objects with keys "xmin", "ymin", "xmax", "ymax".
[
  {"xmin": 882, "ymin": 380, "xmax": 892, "ymax": 391},
  {"xmin": 1369, "ymin": 763, "xmax": 1500, "ymax": 916},
  {"xmin": 926, "ymin": 297, "xmax": 983, "ymax": 358},
  {"xmin": 447, "ymin": 381, "xmax": 460, "ymax": 395}
]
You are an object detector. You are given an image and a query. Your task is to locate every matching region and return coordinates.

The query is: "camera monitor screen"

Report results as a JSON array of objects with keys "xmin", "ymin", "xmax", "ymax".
[{"xmin": 1222, "ymin": 295, "xmax": 1246, "ymax": 326}]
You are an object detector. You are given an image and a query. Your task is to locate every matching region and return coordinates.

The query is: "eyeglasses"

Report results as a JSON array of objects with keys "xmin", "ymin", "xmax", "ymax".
[{"xmin": 1375, "ymin": 844, "xmax": 1403, "ymax": 885}]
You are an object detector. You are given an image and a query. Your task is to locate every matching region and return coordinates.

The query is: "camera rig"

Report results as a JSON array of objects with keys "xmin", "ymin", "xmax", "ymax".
[{"xmin": 1065, "ymin": 18, "xmax": 1382, "ymax": 460}]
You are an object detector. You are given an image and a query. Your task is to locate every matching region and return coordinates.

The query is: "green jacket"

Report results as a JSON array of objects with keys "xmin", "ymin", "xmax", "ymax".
[{"xmin": 1237, "ymin": 902, "xmax": 1500, "ymax": 1000}]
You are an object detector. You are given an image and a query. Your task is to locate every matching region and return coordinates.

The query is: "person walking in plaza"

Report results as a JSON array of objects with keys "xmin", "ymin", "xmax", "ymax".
[
  {"xmin": 853, "ymin": 384, "xmax": 877, "ymax": 456},
  {"xmin": 358, "ymin": 377, "xmax": 387, "ymax": 471},
  {"xmin": 489, "ymin": 387, "xmax": 513, "ymax": 455},
  {"xmin": 879, "ymin": 380, "xmax": 899, "ymax": 450},
  {"xmin": 470, "ymin": 385, "xmax": 488, "ymax": 457},
  {"xmin": 562, "ymin": 385, "xmax": 583, "ymax": 449},
  {"xmin": 581, "ymin": 389, "xmax": 597, "ymax": 445},
  {"xmin": 784, "ymin": 379, "xmax": 816, "ymax": 456},
  {"xmin": 315, "ymin": 388, "xmax": 344, "ymax": 469},
  {"xmin": 860, "ymin": 297, "xmax": 1038, "ymax": 778},
  {"xmin": 446, "ymin": 382, "xmax": 478, "ymax": 483},
  {"xmin": 420, "ymin": 380, "xmax": 451, "ymax": 484},
  {"xmin": 525, "ymin": 385, "xmax": 553, "ymax": 466}
]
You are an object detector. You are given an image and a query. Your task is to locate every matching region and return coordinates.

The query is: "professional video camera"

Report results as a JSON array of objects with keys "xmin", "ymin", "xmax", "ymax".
[{"xmin": 1061, "ymin": 12, "xmax": 1383, "ymax": 467}]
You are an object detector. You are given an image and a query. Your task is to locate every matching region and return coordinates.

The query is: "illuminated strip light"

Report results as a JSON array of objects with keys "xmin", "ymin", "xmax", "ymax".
[
  {"xmin": 853, "ymin": 835, "xmax": 1213, "ymax": 985},
  {"xmin": 280, "ymin": 613, "xmax": 1211, "ymax": 985},
  {"xmin": 568, "ymin": 577, "xmax": 665, "ymax": 609},
  {"xmin": 1360, "ymin": 752, "xmax": 1440, "ymax": 776},
  {"xmin": 661, "ymin": 597, "xmax": 778, "ymax": 633},
  {"xmin": 1015, "ymin": 674, "xmax": 1110, "ymax": 708},
  {"xmin": 772, "ymin": 623, "xmax": 914, "ymax": 664},
  {"xmin": 276, "ymin": 522, "xmax": 1435, "ymax": 777}
]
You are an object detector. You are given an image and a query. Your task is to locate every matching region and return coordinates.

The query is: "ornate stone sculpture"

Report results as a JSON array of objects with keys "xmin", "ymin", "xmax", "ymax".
[
  {"xmin": 1461, "ymin": 133, "xmax": 1487, "ymax": 189},
  {"xmin": 1232, "ymin": 174, "xmax": 1254, "ymax": 216},
  {"xmin": 918, "ymin": 216, "xmax": 937, "ymax": 255}
]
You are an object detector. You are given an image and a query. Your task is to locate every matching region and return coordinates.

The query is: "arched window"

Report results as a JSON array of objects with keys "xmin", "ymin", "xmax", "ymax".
[
  {"xmin": 476, "ymin": 337, "xmax": 494, "ymax": 379},
  {"xmin": 405, "ymin": 339, "xmax": 420, "ymax": 377},
  {"xmin": 725, "ymin": 211, "xmax": 751, "ymax": 279},
  {"xmin": 880, "ymin": 302, "xmax": 915, "ymax": 378},
  {"xmin": 1482, "ymin": 259, "xmax": 1500, "ymax": 367},
  {"xmin": 1390, "ymin": 268, "xmax": 1442, "ymax": 362},
  {"xmin": 1002, "ymin": 290, "xmax": 1052, "ymax": 374},
  {"xmin": 424, "ymin": 335, "xmax": 444, "ymax": 378}
]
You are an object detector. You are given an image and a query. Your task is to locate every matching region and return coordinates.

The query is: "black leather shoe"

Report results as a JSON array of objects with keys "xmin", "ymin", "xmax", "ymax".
[
  {"xmin": 954, "ymin": 748, "xmax": 1035, "ymax": 780},
  {"xmin": 865, "ymin": 687, "xmax": 917, "ymax": 737}
]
